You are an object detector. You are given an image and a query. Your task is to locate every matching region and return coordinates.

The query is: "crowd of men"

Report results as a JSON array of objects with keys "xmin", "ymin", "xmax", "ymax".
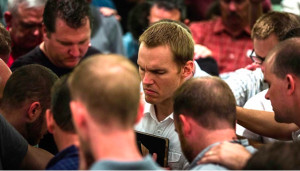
[{"xmin": 1, "ymin": 0, "xmax": 300, "ymax": 170}]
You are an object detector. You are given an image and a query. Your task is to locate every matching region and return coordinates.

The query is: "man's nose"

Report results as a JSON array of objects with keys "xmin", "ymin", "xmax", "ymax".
[
  {"xmin": 142, "ymin": 72, "xmax": 154, "ymax": 85},
  {"xmin": 69, "ymin": 45, "xmax": 80, "ymax": 57},
  {"xmin": 229, "ymin": 1, "xmax": 237, "ymax": 11}
]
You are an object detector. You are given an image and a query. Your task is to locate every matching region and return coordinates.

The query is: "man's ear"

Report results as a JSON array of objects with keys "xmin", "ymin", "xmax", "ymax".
[
  {"xmin": 286, "ymin": 74, "xmax": 296, "ymax": 95},
  {"xmin": 27, "ymin": 102, "xmax": 42, "ymax": 123},
  {"xmin": 70, "ymin": 100, "xmax": 88, "ymax": 133},
  {"xmin": 46, "ymin": 109, "xmax": 54, "ymax": 134},
  {"xmin": 179, "ymin": 114, "xmax": 192, "ymax": 136},
  {"xmin": 4, "ymin": 11, "xmax": 12, "ymax": 28},
  {"xmin": 182, "ymin": 60, "xmax": 194, "ymax": 81},
  {"xmin": 42, "ymin": 24, "xmax": 50, "ymax": 40}
]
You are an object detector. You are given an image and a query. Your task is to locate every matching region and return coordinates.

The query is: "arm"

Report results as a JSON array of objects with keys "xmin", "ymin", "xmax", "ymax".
[
  {"xmin": 20, "ymin": 145, "xmax": 53, "ymax": 169},
  {"xmin": 198, "ymin": 142, "xmax": 251, "ymax": 170},
  {"xmin": 237, "ymin": 106, "xmax": 298, "ymax": 140}
]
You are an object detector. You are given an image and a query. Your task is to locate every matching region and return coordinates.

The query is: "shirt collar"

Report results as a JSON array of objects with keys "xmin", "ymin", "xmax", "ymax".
[
  {"xmin": 193, "ymin": 60, "xmax": 210, "ymax": 78},
  {"xmin": 213, "ymin": 17, "xmax": 251, "ymax": 37},
  {"xmin": 144, "ymin": 102, "xmax": 174, "ymax": 122}
]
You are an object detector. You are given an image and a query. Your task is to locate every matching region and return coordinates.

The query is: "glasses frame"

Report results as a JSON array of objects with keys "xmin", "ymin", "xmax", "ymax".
[{"xmin": 250, "ymin": 49, "xmax": 265, "ymax": 65}]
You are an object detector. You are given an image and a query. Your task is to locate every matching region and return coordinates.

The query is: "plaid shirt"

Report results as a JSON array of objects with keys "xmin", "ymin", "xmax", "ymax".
[{"xmin": 190, "ymin": 17, "xmax": 253, "ymax": 73}]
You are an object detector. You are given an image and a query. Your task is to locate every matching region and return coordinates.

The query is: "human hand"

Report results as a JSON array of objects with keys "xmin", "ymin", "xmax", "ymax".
[
  {"xmin": 197, "ymin": 141, "xmax": 251, "ymax": 170},
  {"xmin": 194, "ymin": 44, "xmax": 212, "ymax": 59},
  {"xmin": 245, "ymin": 62, "xmax": 260, "ymax": 71},
  {"xmin": 99, "ymin": 7, "xmax": 121, "ymax": 20}
]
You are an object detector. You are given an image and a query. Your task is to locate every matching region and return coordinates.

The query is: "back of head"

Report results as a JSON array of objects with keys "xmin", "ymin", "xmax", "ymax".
[
  {"xmin": 244, "ymin": 141, "xmax": 300, "ymax": 170},
  {"xmin": 139, "ymin": 20, "xmax": 194, "ymax": 67},
  {"xmin": 7, "ymin": 0, "xmax": 46, "ymax": 16},
  {"xmin": 148, "ymin": 0, "xmax": 186, "ymax": 21},
  {"xmin": 268, "ymin": 38, "xmax": 300, "ymax": 79},
  {"xmin": 282, "ymin": 27, "xmax": 300, "ymax": 40},
  {"xmin": 68, "ymin": 54, "xmax": 140, "ymax": 129},
  {"xmin": 252, "ymin": 11, "xmax": 300, "ymax": 41},
  {"xmin": 1, "ymin": 64, "xmax": 59, "ymax": 113},
  {"xmin": 0, "ymin": 23, "xmax": 11, "ymax": 58},
  {"xmin": 51, "ymin": 75, "xmax": 74, "ymax": 133},
  {"xmin": 173, "ymin": 77, "xmax": 236, "ymax": 129},
  {"xmin": 43, "ymin": 0, "xmax": 91, "ymax": 33},
  {"xmin": 127, "ymin": 2, "xmax": 151, "ymax": 40}
]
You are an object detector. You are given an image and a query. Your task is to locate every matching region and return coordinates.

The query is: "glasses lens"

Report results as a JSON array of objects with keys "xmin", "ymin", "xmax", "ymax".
[{"xmin": 250, "ymin": 50, "xmax": 263, "ymax": 64}]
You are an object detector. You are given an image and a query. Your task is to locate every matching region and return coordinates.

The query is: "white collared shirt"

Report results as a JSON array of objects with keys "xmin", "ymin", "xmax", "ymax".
[{"xmin": 135, "ymin": 103, "xmax": 189, "ymax": 170}]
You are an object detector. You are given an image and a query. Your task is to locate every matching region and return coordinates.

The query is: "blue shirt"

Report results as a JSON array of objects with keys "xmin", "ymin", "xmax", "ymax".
[{"xmin": 46, "ymin": 145, "xmax": 79, "ymax": 170}]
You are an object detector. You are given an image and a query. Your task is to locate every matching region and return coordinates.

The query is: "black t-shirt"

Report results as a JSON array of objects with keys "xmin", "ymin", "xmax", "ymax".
[{"xmin": 11, "ymin": 46, "xmax": 100, "ymax": 77}]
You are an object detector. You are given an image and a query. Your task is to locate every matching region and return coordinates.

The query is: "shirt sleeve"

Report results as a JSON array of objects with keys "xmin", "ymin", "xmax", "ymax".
[{"xmin": 0, "ymin": 114, "xmax": 28, "ymax": 169}]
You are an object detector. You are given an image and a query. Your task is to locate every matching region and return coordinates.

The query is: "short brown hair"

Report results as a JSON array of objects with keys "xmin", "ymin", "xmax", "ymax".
[
  {"xmin": 174, "ymin": 77, "xmax": 236, "ymax": 129},
  {"xmin": 0, "ymin": 23, "xmax": 11, "ymax": 56},
  {"xmin": 252, "ymin": 11, "xmax": 300, "ymax": 41},
  {"xmin": 68, "ymin": 54, "xmax": 141, "ymax": 129},
  {"xmin": 139, "ymin": 20, "xmax": 194, "ymax": 67}
]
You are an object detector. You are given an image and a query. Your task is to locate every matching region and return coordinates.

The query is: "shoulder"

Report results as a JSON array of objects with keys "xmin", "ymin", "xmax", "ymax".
[
  {"xmin": 191, "ymin": 163, "xmax": 228, "ymax": 170},
  {"xmin": 10, "ymin": 47, "xmax": 45, "ymax": 71},
  {"xmin": 189, "ymin": 18, "xmax": 218, "ymax": 30}
]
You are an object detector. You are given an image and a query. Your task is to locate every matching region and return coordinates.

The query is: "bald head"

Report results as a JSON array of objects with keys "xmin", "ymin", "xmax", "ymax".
[
  {"xmin": 265, "ymin": 38, "xmax": 300, "ymax": 79},
  {"xmin": 68, "ymin": 54, "xmax": 141, "ymax": 128}
]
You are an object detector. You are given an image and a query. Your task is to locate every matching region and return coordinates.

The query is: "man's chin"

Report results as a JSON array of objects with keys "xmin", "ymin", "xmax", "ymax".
[
  {"xmin": 145, "ymin": 96, "xmax": 159, "ymax": 105},
  {"xmin": 274, "ymin": 114, "xmax": 291, "ymax": 124}
]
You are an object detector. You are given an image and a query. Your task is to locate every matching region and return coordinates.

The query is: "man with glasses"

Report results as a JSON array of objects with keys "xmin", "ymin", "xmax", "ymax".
[
  {"xmin": 4, "ymin": 0, "xmax": 46, "ymax": 66},
  {"xmin": 235, "ymin": 12, "xmax": 300, "ymax": 143},
  {"xmin": 190, "ymin": 0, "xmax": 254, "ymax": 73},
  {"xmin": 222, "ymin": 11, "xmax": 300, "ymax": 107}
]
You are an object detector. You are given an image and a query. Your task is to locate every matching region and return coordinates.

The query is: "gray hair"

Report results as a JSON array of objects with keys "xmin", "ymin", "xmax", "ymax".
[{"xmin": 7, "ymin": 0, "xmax": 46, "ymax": 15}]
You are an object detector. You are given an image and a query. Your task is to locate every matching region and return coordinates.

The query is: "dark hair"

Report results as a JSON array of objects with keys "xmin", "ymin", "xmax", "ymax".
[
  {"xmin": 1, "ymin": 64, "xmax": 59, "ymax": 114},
  {"xmin": 173, "ymin": 77, "xmax": 236, "ymax": 129},
  {"xmin": 43, "ymin": 0, "xmax": 91, "ymax": 33},
  {"xmin": 244, "ymin": 141, "xmax": 300, "ymax": 170},
  {"xmin": 282, "ymin": 27, "xmax": 300, "ymax": 40},
  {"xmin": 148, "ymin": 0, "xmax": 186, "ymax": 21},
  {"xmin": 269, "ymin": 38, "xmax": 300, "ymax": 79},
  {"xmin": 51, "ymin": 75, "xmax": 74, "ymax": 133},
  {"xmin": 127, "ymin": 2, "xmax": 151, "ymax": 40}
]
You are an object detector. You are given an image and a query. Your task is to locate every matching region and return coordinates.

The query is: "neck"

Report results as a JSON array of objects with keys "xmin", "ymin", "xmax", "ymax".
[
  {"xmin": 192, "ymin": 128, "xmax": 237, "ymax": 158},
  {"xmin": 154, "ymin": 100, "xmax": 173, "ymax": 121},
  {"xmin": 91, "ymin": 128, "xmax": 142, "ymax": 162},
  {"xmin": 54, "ymin": 130, "xmax": 79, "ymax": 152},
  {"xmin": 0, "ymin": 108, "xmax": 27, "ymax": 138}
]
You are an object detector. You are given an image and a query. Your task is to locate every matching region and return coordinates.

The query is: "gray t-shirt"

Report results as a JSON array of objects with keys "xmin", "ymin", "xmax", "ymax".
[
  {"xmin": 90, "ymin": 155, "xmax": 161, "ymax": 170},
  {"xmin": 188, "ymin": 139, "xmax": 256, "ymax": 170},
  {"xmin": 0, "ymin": 114, "xmax": 28, "ymax": 169}
]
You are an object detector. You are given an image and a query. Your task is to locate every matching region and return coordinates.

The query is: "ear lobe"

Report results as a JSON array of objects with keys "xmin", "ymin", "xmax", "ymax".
[
  {"xmin": 286, "ymin": 74, "xmax": 295, "ymax": 95},
  {"xmin": 179, "ymin": 114, "xmax": 191, "ymax": 136},
  {"xmin": 182, "ymin": 61, "xmax": 194, "ymax": 81},
  {"xmin": 46, "ymin": 109, "xmax": 54, "ymax": 134},
  {"xmin": 27, "ymin": 102, "xmax": 42, "ymax": 123},
  {"xmin": 4, "ymin": 12, "xmax": 12, "ymax": 28}
]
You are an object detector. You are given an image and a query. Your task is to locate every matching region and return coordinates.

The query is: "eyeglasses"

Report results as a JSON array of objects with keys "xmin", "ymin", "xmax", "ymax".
[{"xmin": 250, "ymin": 49, "xmax": 265, "ymax": 65}]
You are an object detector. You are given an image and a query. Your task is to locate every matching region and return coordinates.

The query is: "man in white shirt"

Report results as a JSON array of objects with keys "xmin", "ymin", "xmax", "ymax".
[{"xmin": 135, "ymin": 20, "xmax": 209, "ymax": 169}]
